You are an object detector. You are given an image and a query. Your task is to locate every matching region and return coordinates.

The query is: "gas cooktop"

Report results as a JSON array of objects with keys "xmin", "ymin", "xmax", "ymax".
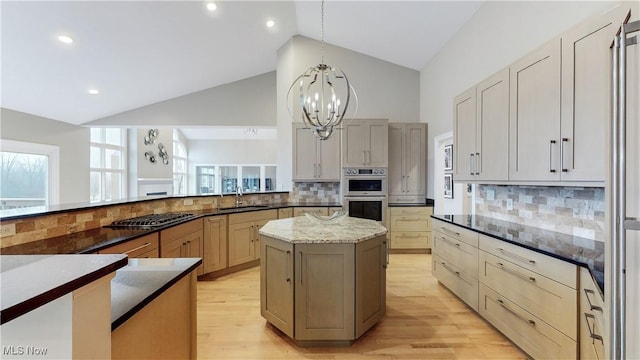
[{"xmin": 107, "ymin": 213, "xmax": 195, "ymax": 229}]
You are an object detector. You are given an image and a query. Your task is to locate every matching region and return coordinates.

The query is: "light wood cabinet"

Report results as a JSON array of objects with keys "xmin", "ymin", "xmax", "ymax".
[
  {"xmin": 260, "ymin": 235, "xmax": 386, "ymax": 343},
  {"xmin": 560, "ymin": 6, "xmax": 630, "ymax": 182},
  {"xmin": 278, "ymin": 207, "xmax": 293, "ymax": 219},
  {"xmin": 454, "ymin": 68, "xmax": 509, "ymax": 182},
  {"xmin": 509, "ymin": 38, "xmax": 562, "ymax": 182},
  {"xmin": 342, "ymin": 119, "xmax": 388, "ymax": 167},
  {"xmin": 388, "ymin": 207, "xmax": 432, "ymax": 251},
  {"xmin": 228, "ymin": 210, "xmax": 277, "ymax": 267},
  {"xmin": 160, "ymin": 219, "xmax": 204, "ymax": 275},
  {"xmin": 98, "ymin": 233, "xmax": 159, "ymax": 258},
  {"xmin": 203, "ymin": 215, "xmax": 227, "ymax": 273},
  {"xmin": 431, "ymin": 219, "xmax": 479, "ymax": 311},
  {"xmin": 580, "ymin": 267, "xmax": 606, "ymax": 360},
  {"xmin": 292, "ymin": 123, "xmax": 341, "ymax": 181},
  {"xmin": 388, "ymin": 124, "xmax": 426, "ymax": 203}
]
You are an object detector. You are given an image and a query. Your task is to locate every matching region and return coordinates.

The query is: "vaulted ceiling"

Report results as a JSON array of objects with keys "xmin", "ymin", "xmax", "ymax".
[{"xmin": 1, "ymin": 1, "xmax": 483, "ymax": 126}]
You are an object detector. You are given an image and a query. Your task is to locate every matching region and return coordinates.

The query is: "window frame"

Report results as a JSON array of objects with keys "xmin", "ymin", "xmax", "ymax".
[{"xmin": 90, "ymin": 128, "xmax": 127, "ymax": 202}]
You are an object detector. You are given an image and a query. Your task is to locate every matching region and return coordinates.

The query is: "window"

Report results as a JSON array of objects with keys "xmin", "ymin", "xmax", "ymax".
[
  {"xmin": 0, "ymin": 140, "xmax": 59, "ymax": 209},
  {"xmin": 90, "ymin": 128, "xmax": 126, "ymax": 202},
  {"xmin": 195, "ymin": 164, "xmax": 277, "ymax": 195},
  {"xmin": 173, "ymin": 130, "xmax": 188, "ymax": 195}
]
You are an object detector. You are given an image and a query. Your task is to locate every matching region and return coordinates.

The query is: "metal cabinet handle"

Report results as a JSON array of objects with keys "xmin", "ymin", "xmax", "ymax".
[
  {"xmin": 440, "ymin": 261, "xmax": 460, "ymax": 277},
  {"xmin": 561, "ymin": 138, "xmax": 569, "ymax": 172},
  {"xmin": 497, "ymin": 262, "xmax": 536, "ymax": 283},
  {"xmin": 124, "ymin": 242, "xmax": 151, "ymax": 255},
  {"xmin": 470, "ymin": 153, "xmax": 474, "ymax": 176},
  {"xmin": 550, "ymin": 140, "xmax": 556, "ymax": 172},
  {"xmin": 382, "ymin": 240, "xmax": 388, "ymax": 268},
  {"xmin": 584, "ymin": 289, "xmax": 603, "ymax": 312},
  {"xmin": 497, "ymin": 299, "xmax": 536, "ymax": 326},
  {"xmin": 299, "ymin": 251, "xmax": 304, "ymax": 285},
  {"xmin": 438, "ymin": 236, "xmax": 461, "ymax": 249},
  {"xmin": 497, "ymin": 247, "xmax": 536, "ymax": 264},
  {"xmin": 475, "ymin": 152, "xmax": 480, "ymax": 175},
  {"xmin": 317, "ymin": 163, "xmax": 321, "ymax": 177},
  {"xmin": 440, "ymin": 227, "xmax": 460, "ymax": 237},
  {"xmin": 285, "ymin": 250, "xmax": 291, "ymax": 283},
  {"xmin": 584, "ymin": 313, "xmax": 604, "ymax": 342},
  {"xmin": 401, "ymin": 233, "xmax": 422, "ymax": 238}
]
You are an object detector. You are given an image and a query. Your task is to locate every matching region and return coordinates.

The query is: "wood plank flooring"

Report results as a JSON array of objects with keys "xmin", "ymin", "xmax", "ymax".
[{"xmin": 197, "ymin": 254, "xmax": 529, "ymax": 359}]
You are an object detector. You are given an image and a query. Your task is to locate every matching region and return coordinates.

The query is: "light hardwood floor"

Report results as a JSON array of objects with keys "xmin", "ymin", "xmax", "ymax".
[{"xmin": 197, "ymin": 254, "xmax": 529, "ymax": 359}]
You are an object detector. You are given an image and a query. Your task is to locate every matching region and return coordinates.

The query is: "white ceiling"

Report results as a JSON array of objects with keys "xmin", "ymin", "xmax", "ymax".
[{"xmin": 1, "ymin": 1, "xmax": 483, "ymax": 127}]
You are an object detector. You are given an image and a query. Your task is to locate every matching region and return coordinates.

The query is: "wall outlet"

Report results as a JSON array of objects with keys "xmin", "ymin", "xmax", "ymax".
[
  {"xmin": 486, "ymin": 189, "xmax": 495, "ymax": 201},
  {"xmin": 183, "ymin": 199, "xmax": 194, "ymax": 206},
  {"xmin": 506, "ymin": 198, "xmax": 514, "ymax": 211},
  {"xmin": 1, "ymin": 223, "xmax": 16, "ymax": 237}
]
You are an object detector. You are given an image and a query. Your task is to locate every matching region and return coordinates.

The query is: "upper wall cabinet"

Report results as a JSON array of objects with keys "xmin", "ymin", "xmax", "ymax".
[
  {"xmin": 560, "ymin": 5, "xmax": 631, "ymax": 182},
  {"xmin": 292, "ymin": 123, "xmax": 341, "ymax": 182},
  {"xmin": 508, "ymin": 38, "xmax": 562, "ymax": 182},
  {"xmin": 388, "ymin": 123, "xmax": 427, "ymax": 203},
  {"xmin": 342, "ymin": 119, "xmax": 389, "ymax": 168},
  {"xmin": 454, "ymin": 68, "xmax": 509, "ymax": 182}
]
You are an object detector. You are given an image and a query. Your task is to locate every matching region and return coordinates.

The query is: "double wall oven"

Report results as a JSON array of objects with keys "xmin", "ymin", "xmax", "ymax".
[{"xmin": 342, "ymin": 167, "xmax": 387, "ymax": 223}]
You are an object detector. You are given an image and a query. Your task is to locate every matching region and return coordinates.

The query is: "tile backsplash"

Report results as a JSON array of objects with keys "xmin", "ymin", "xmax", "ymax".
[
  {"xmin": 289, "ymin": 182, "xmax": 341, "ymax": 204},
  {"xmin": 475, "ymin": 185, "xmax": 605, "ymax": 241}
]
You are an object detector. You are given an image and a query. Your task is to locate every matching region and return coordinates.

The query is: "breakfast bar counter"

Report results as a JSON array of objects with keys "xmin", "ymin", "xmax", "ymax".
[{"xmin": 259, "ymin": 216, "xmax": 388, "ymax": 346}]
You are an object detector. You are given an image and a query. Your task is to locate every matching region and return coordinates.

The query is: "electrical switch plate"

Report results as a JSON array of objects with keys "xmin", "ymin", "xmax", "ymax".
[
  {"xmin": 506, "ymin": 198, "xmax": 513, "ymax": 211},
  {"xmin": 183, "ymin": 199, "xmax": 194, "ymax": 206},
  {"xmin": 1, "ymin": 223, "xmax": 16, "ymax": 237}
]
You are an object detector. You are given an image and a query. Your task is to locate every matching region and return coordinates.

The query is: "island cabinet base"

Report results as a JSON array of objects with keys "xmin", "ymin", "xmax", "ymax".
[{"xmin": 260, "ymin": 234, "xmax": 387, "ymax": 346}]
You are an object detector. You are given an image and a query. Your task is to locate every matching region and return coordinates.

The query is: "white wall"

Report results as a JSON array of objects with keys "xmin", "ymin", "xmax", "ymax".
[
  {"xmin": 420, "ymin": 1, "xmax": 615, "ymax": 199},
  {"xmin": 85, "ymin": 71, "xmax": 276, "ymax": 127},
  {"xmin": 277, "ymin": 35, "xmax": 420, "ymax": 191},
  {"xmin": 188, "ymin": 139, "xmax": 277, "ymax": 192},
  {"xmin": 0, "ymin": 108, "xmax": 90, "ymax": 204}
]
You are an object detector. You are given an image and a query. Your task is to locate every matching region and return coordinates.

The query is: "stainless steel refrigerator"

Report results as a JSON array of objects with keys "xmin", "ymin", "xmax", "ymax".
[{"xmin": 610, "ymin": 14, "xmax": 640, "ymax": 360}]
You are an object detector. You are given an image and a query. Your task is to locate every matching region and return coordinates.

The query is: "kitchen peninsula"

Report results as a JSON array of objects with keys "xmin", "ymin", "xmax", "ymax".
[{"xmin": 259, "ymin": 216, "xmax": 387, "ymax": 346}]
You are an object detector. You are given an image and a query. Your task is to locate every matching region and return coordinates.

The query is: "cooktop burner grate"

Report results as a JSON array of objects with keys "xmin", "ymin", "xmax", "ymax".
[{"xmin": 108, "ymin": 213, "xmax": 195, "ymax": 228}]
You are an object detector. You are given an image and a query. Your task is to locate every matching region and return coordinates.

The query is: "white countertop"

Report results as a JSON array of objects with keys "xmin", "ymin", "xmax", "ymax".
[{"xmin": 259, "ymin": 216, "xmax": 387, "ymax": 244}]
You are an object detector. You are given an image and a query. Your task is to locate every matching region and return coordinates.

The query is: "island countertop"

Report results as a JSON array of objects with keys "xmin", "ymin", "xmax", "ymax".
[{"xmin": 259, "ymin": 216, "xmax": 387, "ymax": 244}]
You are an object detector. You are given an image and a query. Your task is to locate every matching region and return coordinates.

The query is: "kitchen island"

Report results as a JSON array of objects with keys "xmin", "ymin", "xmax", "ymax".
[{"xmin": 259, "ymin": 216, "xmax": 388, "ymax": 346}]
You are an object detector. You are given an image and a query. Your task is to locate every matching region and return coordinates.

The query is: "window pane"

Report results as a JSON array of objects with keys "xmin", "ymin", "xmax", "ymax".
[
  {"xmin": 105, "ymin": 149, "xmax": 122, "ymax": 169},
  {"xmin": 265, "ymin": 166, "xmax": 277, "ymax": 191},
  {"xmin": 105, "ymin": 128, "xmax": 123, "ymax": 146},
  {"xmin": 174, "ymin": 174, "xmax": 186, "ymax": 195},
  {"xmin": 220, "ymin": 166, "xmax": 237, "ymax": 194},
  {"xmin": 90, "ymin": 171, "xmax": 102, "ymax": 202},
  {"xmin": 0, "ymin": 152, "xmax": 48, "ymax": 208},
  {"xmin": 90, "ymin": 146, "xmax": 101, "ymax": 168},
  {"xmin": 174, "ymin": 142, "xmax": 187, "ymax": 157},
  {"xmin": 90, "ymin": 128, "xmax": 102, "ymax": 143},
  {"xmin": 104, "ymin": 172, "xmax": 122, "ymax": 201},
  {"xmin": 196, "ymin": 166, "xmax": 215, "ymax": 194},
  {"xmin": 174, "ymin": 158, "xmax": 186, "ymax": 173},
  {"xmin": 242, "ymin": 166, "xmax": 260, "ymax": 192}
]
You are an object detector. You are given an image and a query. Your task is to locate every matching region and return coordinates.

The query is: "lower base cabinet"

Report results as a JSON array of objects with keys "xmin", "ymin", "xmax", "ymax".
[
  {"xmin": 580, "ymin": 267, "xmax": 606, "ymax": 360},
  {"xmin": 160, "ymin": 219, "xmax": 204, "ymax": 275},
  {"xmin": 260, "ymin": 235, "xmax": 387, "ymax": 343}
]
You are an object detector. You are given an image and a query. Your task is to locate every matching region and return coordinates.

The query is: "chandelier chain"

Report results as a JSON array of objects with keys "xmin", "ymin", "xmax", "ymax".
[{"xmin": 321, "ymin": 0, "xmax": 325, "ymax": 64}]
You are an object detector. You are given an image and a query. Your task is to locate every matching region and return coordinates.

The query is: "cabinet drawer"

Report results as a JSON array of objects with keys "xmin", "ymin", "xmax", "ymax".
[
  {"xmin": 433, "ymin": 254, "xmax": 478, "ymax": 311},
  {"xmin": 390, "ymin": 232, "xmax": 430, "ymax": 249},
  {"xmin": 161, "ymin": 218, "xmax": 203, "ymax": 242},
  {"xmin": 98, "ymin": 233, "xmax": 159, "ymax": 258},
  {"xmin": 229, "ymin": 209, "xmax": 278, "ymax": 224},
  {"xmin": 479, "ymin": 234, "xmax": 577, "ymax": 288},
  {"xmin": 390, "ymin": 216, "xmax": 429, "ymax": 232},
  {"xmin": 479, "ymin": 284, "xmax": 577, "ymax": 360},
  {"xmin": 479, "ymin": 250, "xmax": 577, "ymax": 339},
  {"xmin": 389, "ymin": 207, "xmax": 432, "ymax": 218},
  {"xmin": 431, "ymin": 219, "xmax": 478, "ymax": 247},
  {"xmin": 432, "ymin": 234, "xmax": 478, "ymax": 279},
  {"xmin": 580, "ymin": 267, "xmax": 606, "ymax": 359}
]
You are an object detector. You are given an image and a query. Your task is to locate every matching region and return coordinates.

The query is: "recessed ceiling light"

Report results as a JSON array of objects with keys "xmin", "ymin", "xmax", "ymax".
[
  {"xmin": 58, "ymin": 35, "xmax": 73, "ymax": 44},
  {"xmin": 266, "ymin": 20, "xmax": 275, "ymax": 28},
  {"xmin": 206, "ymin": 2, "xmax": 217, "ymax": 11},
  {"xmin": 88, "ymin": 89, "xmax": 99, "ymax": 95}
]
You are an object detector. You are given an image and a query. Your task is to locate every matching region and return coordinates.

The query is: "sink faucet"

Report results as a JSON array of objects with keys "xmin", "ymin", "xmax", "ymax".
[{"xmin": 236, "ymin": 186, "xmax": 244, "ymax": 207}]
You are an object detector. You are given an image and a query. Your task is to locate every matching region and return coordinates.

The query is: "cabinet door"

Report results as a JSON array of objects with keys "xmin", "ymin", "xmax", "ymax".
[
  {"xmin": 278, "ymin": 207, "xmax": 293, "ymax": 219},
  {"xmin": 476, "ymin": 68, "xmax": 509, "ymax": 181},
  {"xmin": 342, "ymin": 121, "xmax": 367, "ymax": 167},
  {"xmin": 560, "ymin": 6, "xmax": 629, "ymax": 182},
  {"xmin": 292, "ymin": 123, "xmax": 318, "ymax": 181},
  {"xmin": 317, "ymin": 130, "xmax": 341, "ymax": 181},
  {"xmin": 355, "ymin": 236, "xmax": 386, "ymax": 338},
  {"xmin": 228, "ymin": 222, "xmax": 255, "ymax": 266},
  {"xmin": 260, "ymin": 236, "xmax": 294, "ymax": 337},
  {"xmin": 98, "ymin": 233, "xmax": 159, "ymax": 258},
  {"xmin": 387, "ymin": 125, "xmax": 404, "ymax": 199},
  {"xmin": 509, "ymin": 38, "xmax": 561, "ymax": 181},
  {"xmin": 203, "ymin": 216, "xmax": 228, "ymax": 273},
  {"xmin": 295, "ymin": 243, "xmax": 355, "ymax": 340},
  {"xmin": 254, "ymin": 219, "xmax": 272, "ymax": 260},
  {"xmin": 183, "ymin": 230, "xmax": 204, "ymax": 275},
  {"xmin": 454, "ymin": 87, "xmax": 476, "ymax": 181},
  {"xmin": 161, "ymin": 237, "xmax": 184, "ymax": 259},
  {"xmin": 367, "ymin": 120, "xmax": 389, "ymax": 167},
  {"xmin": 404, "ymin": 124, "xmax": 426, "ymax": 196}
]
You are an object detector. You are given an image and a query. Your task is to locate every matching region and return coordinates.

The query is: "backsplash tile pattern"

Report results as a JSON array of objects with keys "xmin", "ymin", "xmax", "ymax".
[
  {"xmin": 475, "ymin": 185, "xmax": 605, "ymax": 241},
  {"xmin": 0, "ymin": 193, "xmax": 289, "ymax": 249},
  {"xmin": 289, "ymin": 182, "xmax": 341, "ymax": 204}
]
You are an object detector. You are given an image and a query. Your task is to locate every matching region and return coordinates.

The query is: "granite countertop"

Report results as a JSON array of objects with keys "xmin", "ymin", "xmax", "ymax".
[
  {"xmin": 0, "ymin": 254, "xmax": 128, "ymax": 325},
  {"xmin": 110, "ymin": 257, "xmax": 201, "ymax": 330},
  {"xmin": 259, "ymin": 216, "xmax": 387, "ymax": 244},
  {"xmin": 388, "ymin": 198, "xmax": 435, "ymax": 207},
  {"xmin": 431, "ymin": 214, "xmax": 605, "ymax": 295}
]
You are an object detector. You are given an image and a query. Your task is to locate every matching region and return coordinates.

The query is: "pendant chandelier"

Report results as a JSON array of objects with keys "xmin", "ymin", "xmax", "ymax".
[{"xmin": 287, "ymin": 0, "xmax": 358, "ymax": 140}]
